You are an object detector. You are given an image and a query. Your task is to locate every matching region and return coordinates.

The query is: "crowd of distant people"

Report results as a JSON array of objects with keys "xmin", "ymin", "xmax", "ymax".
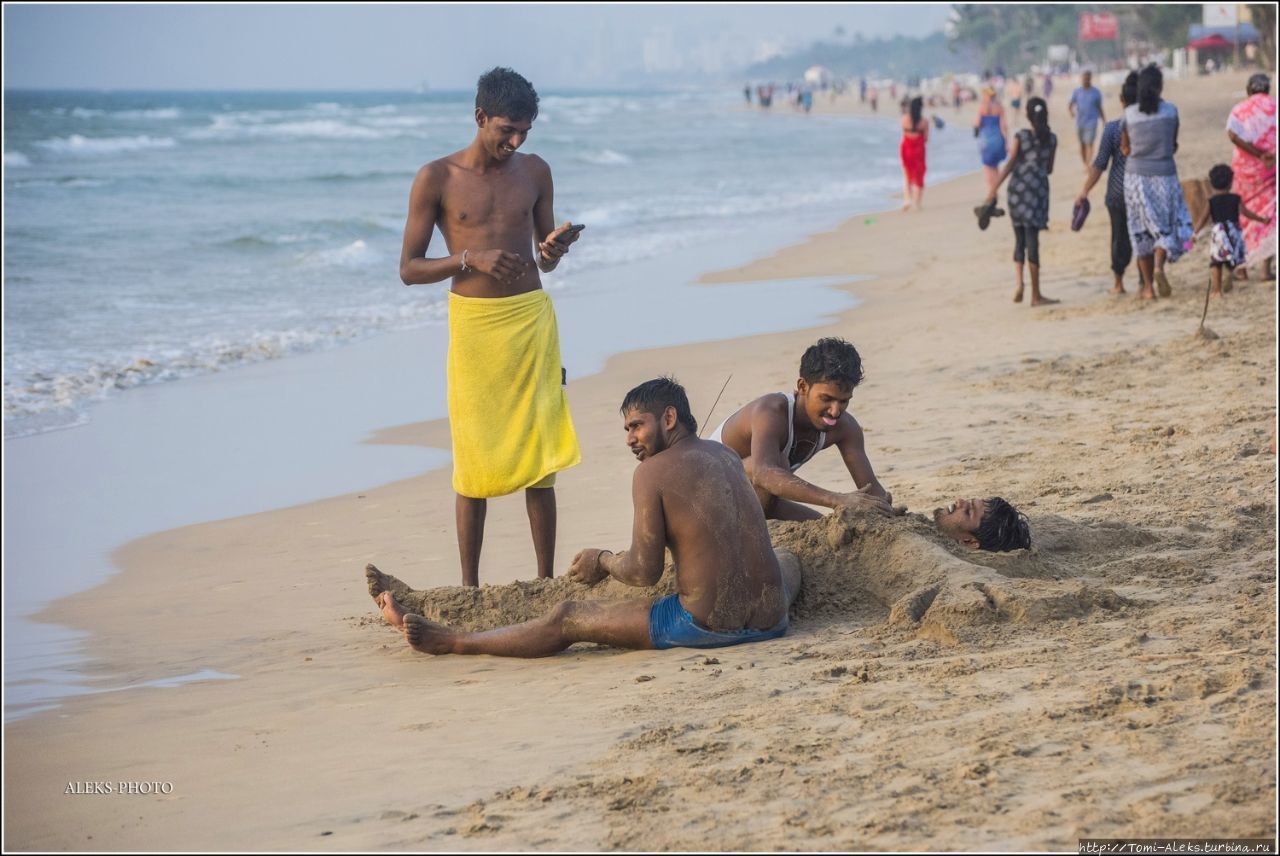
[{"xmin": 741, "ymin": 62, "xmax": 1276, "ymax": 306}]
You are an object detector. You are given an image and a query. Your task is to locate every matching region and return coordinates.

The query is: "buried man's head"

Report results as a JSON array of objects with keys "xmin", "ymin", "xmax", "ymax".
[
  {"xmin": 474, "ymin": 67, "xmax": 539, "ymax": 159},
  {"xmin": 620, "ymin": 377, "xmax": 698, "ymax": 462},
  {"xmin": 932, "ymin": 497, "xmax": 1031, "ymax": 552},
  {"xmin": 796, "ymin": 337, "xmax": 864, "ymax": 430}
]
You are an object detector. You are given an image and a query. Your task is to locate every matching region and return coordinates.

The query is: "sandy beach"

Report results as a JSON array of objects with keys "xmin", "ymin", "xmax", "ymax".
[{"xmin": 4, "ymin": 69, "xmax": 1276, "ymax": 851}]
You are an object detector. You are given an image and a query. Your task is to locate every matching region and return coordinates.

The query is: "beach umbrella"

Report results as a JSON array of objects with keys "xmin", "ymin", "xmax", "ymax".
[{"xmin": 1188, "ymin": 33, "xmax": 1232, "ymax": 50}]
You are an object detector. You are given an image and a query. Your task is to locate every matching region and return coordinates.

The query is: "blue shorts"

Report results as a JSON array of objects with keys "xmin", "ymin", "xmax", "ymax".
[{"xmin": 648, "ymin": 593, "xmax": 788, "ymax": 650}]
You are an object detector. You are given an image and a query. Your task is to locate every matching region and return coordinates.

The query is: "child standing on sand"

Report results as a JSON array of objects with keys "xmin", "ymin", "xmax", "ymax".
[
  {"xmin": 984, "ymin": 97, "xmax": 1059, "ymax": 306},
  {"xmin": 1193, "ymin": 163, "xmax": 1273, "ymax": 297}
]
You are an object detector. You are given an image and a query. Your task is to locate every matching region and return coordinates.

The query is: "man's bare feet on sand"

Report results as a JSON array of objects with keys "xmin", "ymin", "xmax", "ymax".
[
  {"xmin": 1110, "ymin": 283, "xmax": 1126, "ymax": 295},
  {"xmin": 1030, "ymin": 296, "xmax": 1060, "ymax": 307},
  {"xmin": 404, "ymin": 613, "xmax": 456, "ymax": 655},
  {"xmin": 376, "ymin": 591, "xmax": 408, "ymax": 630},
  {"xmin": 1013, "ymin": 287, "xmax": 1024, "ymax": 303},
  {"xmin": 1138, "ymin": 288, "xmax": 1156, "ymax": 300}
]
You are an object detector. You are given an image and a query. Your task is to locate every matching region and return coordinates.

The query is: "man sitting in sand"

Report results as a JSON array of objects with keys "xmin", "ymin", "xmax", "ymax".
[
  {"xmin": 932, "ymin": 496, "xmax": 1031, "ymax": 552},
  {"xmin": 372, "ymin": 378, "xmax": 800, "ymax": 657},
  {"xmin": 708, "ymin": 337, "xmax": 894, "ymax": 521}
]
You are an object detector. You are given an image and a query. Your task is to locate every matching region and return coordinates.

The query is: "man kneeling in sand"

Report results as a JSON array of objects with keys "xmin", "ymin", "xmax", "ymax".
[
  {"xmin": 373, "ymin": 377, "xmax": 800, "ymax": 656},
  {"xmin": 709, "ymin": 337, "xmax": 894, "ymax": 520},
  {"xmin": 933, "ymin": 496, "xmax": 1031, "ymax": 552}
]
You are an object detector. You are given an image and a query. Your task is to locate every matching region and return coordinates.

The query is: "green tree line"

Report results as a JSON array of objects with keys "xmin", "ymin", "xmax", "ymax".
[{"xmin": 944, "ymin": 4, "xmax": 1264, "ymax": 73}]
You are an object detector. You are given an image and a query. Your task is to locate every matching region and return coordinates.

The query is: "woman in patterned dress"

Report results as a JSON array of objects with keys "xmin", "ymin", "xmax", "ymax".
[
  {"xmin": 1120, "ymin": 65, "xmax": 1193, "ymax": 300},
  {"xmin": 982, "ymin": 97, "xmax": 1059, "ymax": 306},
  {"xmin": 1226, "ymin": 73, "xmax": 1277, "ymax": 280}
]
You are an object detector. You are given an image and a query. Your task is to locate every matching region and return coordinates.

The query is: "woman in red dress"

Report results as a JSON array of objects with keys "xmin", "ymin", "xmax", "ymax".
[{"xmin": 900, "ymin": 96, "xmax": 929, "ymax": 211}]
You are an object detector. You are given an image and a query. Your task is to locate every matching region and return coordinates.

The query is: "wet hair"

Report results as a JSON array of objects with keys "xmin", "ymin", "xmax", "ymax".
[
  {"xmin": 1209, "ymin": 163, "xmax": 1234, "ymax": 191},
  {"xmin": 1137, "ymin": 64, "xmax": 1163, "ymax": 115},
  {"xmin": 1119, "ymin": 71, "xmax": 1138, "ymax": 108},
  {"xmin": 975, "ymin": 497, "xmax": 1031, "ymax": 552},
  {"xmin": 1026, "ymin": 96, "xmax": 1051, "ymax": 146},
  {"xmin": 909, "ymin": 96, "xmax": 924, "ymax": 128},
  {"xmin": 799, "ymin": 338, "xmax": 864, "ymax": 390},
  {"xmin": 475, "ymin": 67, "xmax": 539, "ymax": 122},
  {"xmin": 621, "ymin": 376, "xmax": 697, "ymax": 433},
  {"xmin": 1247, "ymin": 73, "xmax": 1271, "ymax": 95}
]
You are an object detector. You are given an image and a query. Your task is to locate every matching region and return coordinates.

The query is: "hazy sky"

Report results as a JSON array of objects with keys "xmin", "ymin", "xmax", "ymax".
[{"xmin": 3, "ymin": 3, "xmax": 951, "ymax": 90}]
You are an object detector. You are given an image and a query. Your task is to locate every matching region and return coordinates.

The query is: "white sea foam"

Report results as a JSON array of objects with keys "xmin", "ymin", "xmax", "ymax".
[
  {"xmin": 69, "ymin": 107, "xmax": 105, "ymax": 119},
  {"xmin": 113, "ymin": 107, "xmax": 182, "ymax": 120},
  {"xmin": 11, "ymin": 176, "xmax": 108, "ymax": 189},
  {"xmin": 188, "ymin": 118, "xmax": 395, "ymax": 141},
  {"xmin": 363, "ymin": 115, "xmax": 433, "ymax": 128},
  {"xmin": 34, "ymin": 135, "xmax": 177, "ymax": 155},
  {"xmin": 306, "ymin": 239, "xmax": 380, "ymax": 268},
  {"xmin": 579, "ymin": 148, "xmax": 632, "ymax": 166},
  {"xmin": 3, "ymin": 298, "xmax": 452, "ymax": 431},
  {"xmin": 4, "ymin": 151, "xmax": 31, "ymax": 167}
]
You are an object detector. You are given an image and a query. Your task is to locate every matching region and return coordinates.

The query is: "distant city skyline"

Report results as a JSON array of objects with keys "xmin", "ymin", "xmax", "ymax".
[{"xmin": 2, "ymin": 3, "xmax": 951, "ymax": 90}]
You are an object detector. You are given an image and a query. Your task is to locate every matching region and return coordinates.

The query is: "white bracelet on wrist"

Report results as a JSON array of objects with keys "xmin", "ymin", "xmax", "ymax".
[{"xmin": 460, "ymin": 249, "xmax": 471, "ymax": 272}]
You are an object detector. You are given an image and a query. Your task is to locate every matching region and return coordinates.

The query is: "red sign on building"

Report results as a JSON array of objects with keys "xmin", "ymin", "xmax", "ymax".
[{"xmin": 1079, "ymin": 12, "xmax": 1119, "ymax": 42}]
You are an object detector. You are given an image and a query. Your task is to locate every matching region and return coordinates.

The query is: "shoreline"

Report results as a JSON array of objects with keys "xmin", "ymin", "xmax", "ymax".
[
  {"xmin": 4, "ymin": 69, "xmax": 1275, "ymax": 851},
  {"xmin": 3, "ymin": 165, "xmax": 969, "ymax": 720}
]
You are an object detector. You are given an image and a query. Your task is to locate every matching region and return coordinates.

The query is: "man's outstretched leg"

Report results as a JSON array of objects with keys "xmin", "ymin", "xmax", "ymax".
[
  {"xmin": 525, "ymin": 486, "xmax": 556, "ymax": 580},
  {"xmin": 403, "ymin": 598, "xmax": 656, "ymax": 658}
]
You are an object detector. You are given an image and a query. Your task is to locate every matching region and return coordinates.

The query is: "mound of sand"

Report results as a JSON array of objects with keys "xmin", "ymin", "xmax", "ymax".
[{"xmin": 367, "ymin": 507, "xmax": 1135, "ymax": 647}]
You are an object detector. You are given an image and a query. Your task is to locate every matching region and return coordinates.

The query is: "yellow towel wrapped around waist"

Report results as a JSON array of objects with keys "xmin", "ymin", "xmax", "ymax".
[{"xmin": 447, "ymin": 289, "xmax": 581, "ymax": 498}]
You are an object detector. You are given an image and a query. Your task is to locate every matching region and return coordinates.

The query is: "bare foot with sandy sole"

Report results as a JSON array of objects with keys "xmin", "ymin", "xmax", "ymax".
[
  {"xmin": 404, "ymin": 613, "xmax": 457, "ymax": 655},
  {"xmin": 376, "ymin": 591, "xmax": 408, "ymax": 630}
]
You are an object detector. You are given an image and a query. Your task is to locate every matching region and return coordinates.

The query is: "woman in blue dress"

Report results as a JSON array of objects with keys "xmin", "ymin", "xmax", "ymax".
[{"xmin": 974, "ymin": 85, "xmax": 1008, "ymax": 193}]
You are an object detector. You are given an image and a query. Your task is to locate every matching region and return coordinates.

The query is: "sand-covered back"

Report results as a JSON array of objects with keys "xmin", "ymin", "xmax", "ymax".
[{"xmin": 4, "ymin": 70, "xmax": 1275, "ymax": 851}]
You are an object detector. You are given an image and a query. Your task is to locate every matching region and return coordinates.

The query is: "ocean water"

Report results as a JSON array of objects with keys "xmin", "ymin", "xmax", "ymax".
[{"xmin": 3, "ymin": 88, "xmax": 976, "ymax": 438}]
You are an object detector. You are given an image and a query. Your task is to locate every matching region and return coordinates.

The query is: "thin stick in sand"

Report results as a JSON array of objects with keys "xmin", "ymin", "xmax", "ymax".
[
  {"xmin": 697, "ymin": 374, "xmax": 733, "ymax": 438},
  {"xmin": 1199, "ymin": 277, "xmax": 1213, "ymax": 334}
]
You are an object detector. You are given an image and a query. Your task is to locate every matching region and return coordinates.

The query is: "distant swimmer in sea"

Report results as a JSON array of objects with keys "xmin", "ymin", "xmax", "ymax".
[
  {"xmin": 931, "ymin": 496, "xmax": 1031, "ymax": 552},
  {"xmin": 372, "ymin": 378, "xmax": 801, "ymax": 657},
  {"xmin": 398, "ymin": 67, "xmax": 584, "ymax": 587},
  {"xmin": 706, "ymin": 337, "xmax": 895, "ymax": 521}
]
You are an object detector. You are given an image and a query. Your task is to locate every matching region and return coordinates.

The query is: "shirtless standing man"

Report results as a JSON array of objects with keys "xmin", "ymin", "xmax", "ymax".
[
  {"xmin": 399, "ymin": 68, "xmax": 582, "ymax": 587},
  {"xmin": 708, "ymin": 337, "xmax": 894, "ymax": 521},
  {"xmin": 373, "ymin": 378, "xmax": 800, "ymax": 657}
]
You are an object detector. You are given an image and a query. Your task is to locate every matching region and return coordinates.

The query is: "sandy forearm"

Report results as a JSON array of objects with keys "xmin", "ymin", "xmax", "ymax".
[
  {"xmin": 601, "ymin": 550, "xmax": 662, "ymax": 588},
  {"xmin": 754, "ymin": 467, "xmax": 842, "ymax": 509}
]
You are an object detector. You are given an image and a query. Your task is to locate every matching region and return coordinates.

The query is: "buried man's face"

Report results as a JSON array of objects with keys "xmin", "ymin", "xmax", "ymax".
[
  {"xmin": 932, "ymin": 497, "xmax": 988, "ymax": 549},
  {"xmin": 623, "ymin": 406, "xmax": 674, "ymax": 463},
  {"xmin": 796, "ymin": 380, "xmax": 853, "ymax": 431}
]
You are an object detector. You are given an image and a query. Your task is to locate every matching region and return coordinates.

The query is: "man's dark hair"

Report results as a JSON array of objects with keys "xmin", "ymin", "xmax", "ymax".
[
  {"xmin": 1120, "ymin": 70, "xmax": 1139, "ymax": 108},
  {"xmin": 799, "ymin": 338, "xmax": 864, "ymax": 389},
  {"xmin": 1209, "ymin": 163, "xmax": 1234, "ymax": 192},
  {"xmin": 975, "ymin": 497, "xmax": 1031, "ymax": 552},
  {"xmin": 621, "ymin": 377, "xmax": 697, "ymax": 433},
  {"xmin": 476, "ymin": 67, "xmax": 539, "ymax": 122}
]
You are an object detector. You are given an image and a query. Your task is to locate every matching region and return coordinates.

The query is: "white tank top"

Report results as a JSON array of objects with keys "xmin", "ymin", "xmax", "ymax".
[{"xmin": 708, "ymin": 392, "xmax": 826, "ymax": 472}]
